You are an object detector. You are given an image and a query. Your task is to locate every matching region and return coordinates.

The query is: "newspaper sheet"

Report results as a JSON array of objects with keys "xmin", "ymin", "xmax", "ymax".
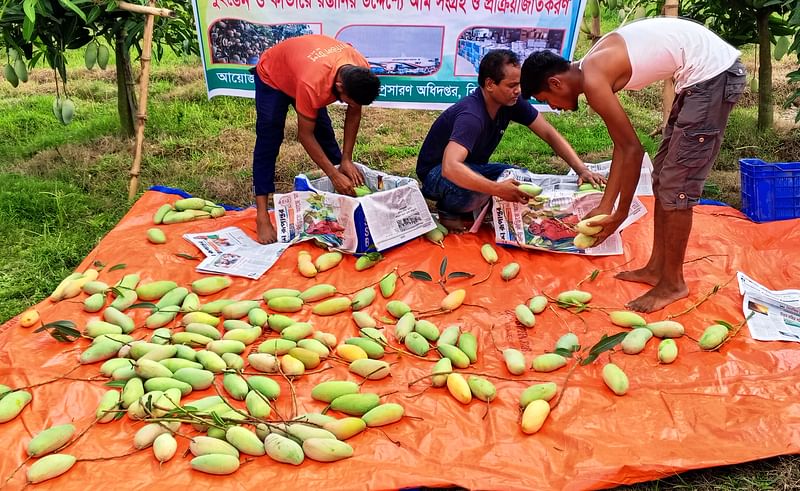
[
  {"xmin": 489, "ymin": 168, "xmax": 647, "ymax": 256},
  {"xmin": 567, "ymin": 153, "xmax": 654, "ymax": 196},
  {"xmin": 183, "ymin": 226, "xmax": 289, "ymax": 280},
  {"xmin": 737, "ymin": 271, "xmax": 800, "ymax": 342},
  {"xmin": 274, "ymin": 163, "xmax": 435, "ymax": 253}
]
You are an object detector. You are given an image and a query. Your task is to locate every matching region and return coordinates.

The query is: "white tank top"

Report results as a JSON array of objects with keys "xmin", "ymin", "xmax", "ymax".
[{"xmin": 584, "ymin": 17, "xmax": 741, "ymax": 93}]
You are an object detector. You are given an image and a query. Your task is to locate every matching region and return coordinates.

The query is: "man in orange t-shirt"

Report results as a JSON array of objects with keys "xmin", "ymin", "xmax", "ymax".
[{"xmin": 251, "ymin": 34, "xmax": 381, "ymax": 243}]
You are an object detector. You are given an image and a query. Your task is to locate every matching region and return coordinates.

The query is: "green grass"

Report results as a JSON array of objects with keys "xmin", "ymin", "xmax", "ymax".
[{"xmin": 1, "ymin": 25, "xmax": 800, "ymax": 490}]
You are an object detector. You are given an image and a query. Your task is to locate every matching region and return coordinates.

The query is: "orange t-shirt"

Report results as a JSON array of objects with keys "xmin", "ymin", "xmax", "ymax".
[{"xmin": 256, "ymin": 35, "xmax": 369, "ymax": 119}]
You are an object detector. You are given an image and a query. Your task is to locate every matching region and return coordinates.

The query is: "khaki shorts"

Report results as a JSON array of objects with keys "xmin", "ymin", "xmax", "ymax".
[{"xmin": 652, "ymin": 60, "xmax": 746, "ymax": 209}]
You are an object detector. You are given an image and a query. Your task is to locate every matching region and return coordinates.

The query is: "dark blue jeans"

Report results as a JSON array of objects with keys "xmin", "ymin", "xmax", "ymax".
[
  {"xmin": 421, "ymin": 162, "xmax": 515, "ymax": 215},
  {"xmin": 253, "ymin": 74, "xmax": 342, "ymax": 195}
]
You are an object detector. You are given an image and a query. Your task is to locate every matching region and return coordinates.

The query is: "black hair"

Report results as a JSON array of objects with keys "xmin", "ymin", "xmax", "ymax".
[
  {"xmin": 520, "ymin": 50, "xmax": 571, "ymax": 98},
  {"xmin": 340, "ymin": 66, "xmax": 381, "ymax": 106},
  {"xmin": 478, "ymin": 49, "xmax": 519, "ymax": 88}
]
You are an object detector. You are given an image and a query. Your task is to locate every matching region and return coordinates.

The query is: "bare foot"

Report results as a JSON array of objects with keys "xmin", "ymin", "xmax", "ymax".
[
  {"xmin": 626, "ymin": 282, "xmax": 689, "ymax": 313},
  {"xmin": 615, "ymin": 267, "xmax": 660, "ymax": 286},
  {"xmin": 256, "ymin": 215, "xmax": 277, "ymax": 244}
]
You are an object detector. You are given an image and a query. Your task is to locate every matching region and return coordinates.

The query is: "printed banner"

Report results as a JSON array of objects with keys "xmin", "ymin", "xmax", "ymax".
[{"xmin": 190, "ymin": 0, "xmax": 587, "ymax": 109}]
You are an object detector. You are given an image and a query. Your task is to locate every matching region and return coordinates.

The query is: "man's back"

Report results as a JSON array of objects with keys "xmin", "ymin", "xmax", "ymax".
[
  {"xmin": 588, "ymin": 17, "xmax": 740, "ymax": 92},
  {"xmin": 255, "ymin": 35, "xmax": 368, "ymax": 118}
]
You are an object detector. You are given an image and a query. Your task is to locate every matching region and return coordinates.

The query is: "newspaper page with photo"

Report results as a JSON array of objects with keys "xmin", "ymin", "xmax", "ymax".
[
  {"xmin": 273, "ymin": 191, "xmax": 361, "ymax": 252},
  {"xmin": 274, "ymin": 163, "xmax": 435, "ymax": 253},
  {"xmin": 737, "ymin": 271, "xmax": 800, "ymax": 342},
  {"xmin": 183, "ymin": 226, "xmax": 289, "ymax": 280},
  {"xmin": 488, "ymin": 168, "xmax": 647, "ymax": 256}
]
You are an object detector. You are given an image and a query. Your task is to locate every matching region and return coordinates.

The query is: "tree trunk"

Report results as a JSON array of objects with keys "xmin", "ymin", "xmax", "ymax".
[
  {"xmin": 590, "ymin": 15, "xmax": 601, "ymax": 45},
  {"xmin": 115, "ymin": 31, "xmax": 137, "ymax": 138},
  {"xmin": 756, "ymin": 9, "xmax": 773, "ymax": 132}
]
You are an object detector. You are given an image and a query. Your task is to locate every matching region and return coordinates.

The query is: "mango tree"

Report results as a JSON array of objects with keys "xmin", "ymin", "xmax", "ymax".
[
  {"xmin": 0, "ymin": 0, "xmax": 197, "ymax": 135},
  {"xmin": 683, "ymin": 0, "xmax": 797, "ymax": 131}
]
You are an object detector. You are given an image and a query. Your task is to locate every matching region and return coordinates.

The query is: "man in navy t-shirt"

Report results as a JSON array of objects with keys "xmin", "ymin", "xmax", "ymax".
[{"xmin": 417, "ymin": 49, "xmax": 603, "ymax": 230}]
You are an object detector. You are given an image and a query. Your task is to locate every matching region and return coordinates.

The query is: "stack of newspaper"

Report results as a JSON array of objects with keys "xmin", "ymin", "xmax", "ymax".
[
  {"xmin": 737, "ymin": 271, "xmax": 800, "ymax": 342},
  {"xmin": 183, "ymin": 226, "xmax": 289, "ymax": 280}
]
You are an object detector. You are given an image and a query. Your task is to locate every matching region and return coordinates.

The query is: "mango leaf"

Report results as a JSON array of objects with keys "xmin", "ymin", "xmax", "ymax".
[
  {"xmin": 104, "ymin": 380, "xmax": 128, "ymax": 388},
  {"xmin": 35, "ymin": 320, "xmax": 80, "ymax": 343},
  {"xmin": 715, "ymin": 319, "xmax": 734, "ymax": 331},
  {"xmin": 175, "ymin": 253, "xmax": 200, "ymax": 260},
  {"xmin": 58, "ymin": 0, "xmax": 87, "ymax": 22},
  {"xmin": 553, "ymin": 347, "xmax": 574, "ymax": 358},
  {"xmin": 22, "ymin": 0, "xmax": 36, "ymax": 23},
  {"xmin": 589, "ymin": 269, "xmax": 600, "ymax": 282},
  {"xmin": 410, "ymin": 271, "xmax": 432, "ymax": 281},
  {"xmin": 439, "ymin": 256, "xmax": 448, "ymax": 277},
  {"xmin": 210, "ymin": 411, "xmax": 226, "ymax": 428},
  {"xmin": 113, "ymin": 411, "xmax": 125, "ymax": 421},
  {"xmin": 129, "ymin": 302, "xmax": 157, "ymax": 310},
  {"xmin": 447, "ymin": 271, "xmax": 474, "ymax": 280},
  {"xmin": 93, "ymin": 260, "xmax": 106, "ymax": 269},
  {"xmin": 108, "ymin": 263, "xmax": 127, "ymax": 272},
  {"xmin": 365, "ymin": 252, "xmax": 383, "ymax": 261},
  {"xmin": 580, "ymin": 331, "xmax": 627, "ymax": 366}
]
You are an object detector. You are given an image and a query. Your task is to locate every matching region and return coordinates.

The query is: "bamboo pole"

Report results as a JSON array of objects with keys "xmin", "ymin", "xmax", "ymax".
[
  {"xmin": 118, "ymin": 1, "xmax": 175, "ymax": 18},
  {"xmin": 653, "ymin": 0, "xmax": 680, "ymax": 136},
  {"xmin": 125, "ymin": 1, "xmax": 169, "ymax": 200}
]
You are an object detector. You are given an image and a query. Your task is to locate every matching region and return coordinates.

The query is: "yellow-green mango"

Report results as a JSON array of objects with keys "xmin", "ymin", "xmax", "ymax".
[
  {"xmin": 190, "ymin": 454, "xmax": 240, "ymax": 475},
  {"xmin": 351, "ymin": 287, "xmax": 376, "ymax": 311},
  {"xmin": 323, "ymin": 417, "xmax": 366, "ymax": 440},
  {"xmin": 602, "ymin": 363, "xmax": 629, "ymax": 396},
  {"xmin": 658, "ymin": 338, "xmax": 678, "ymax": 364},
  {"xmin": 173, "ymin": 367, "xmax": 215, "ymax": 390},
  {"xmin": 300, "ymin": 284, "xmax": 337, "ymax": 302},
  {"xmin": 268, "ymin": 296, "xmax": 304, "ymax": 313},
  {"xmin": 458, "ymin": 332, "xmax": 478, "ymax": 363},
  {"xmin": 225, "ymin": 426, "xmax": 265, "ymax": 456},
  {"xmin": 27, "ymin": 424, "xmax": 76, "ymax": 457},
  {"xmin": 621, "ymin": 327, "xmax": 654, "ymax": 355},
  {"xmin": 519, "ymin": 382, "xmax": 558, "ymax": 407},
  {"xmin": 532, "ymin": 353, "xmax": 567, "ymax": 372},
  {"xmin": 311, "ymin": 380, "xmax": 359, "ymax": 403},
  {"xmin": 362, "ymin": 403, "xmax": 404, "ymax": 427},
  {"xmin": 467, "ymin": 376, "xmax": 496, "ymax": 402},
  {"xmin": 515, "ymin": 304, "xmax": 536, "ymax": 328},
  {"xmin": 26, "ymin": 454, "xmax": 76, "ymax": 484},
  {"xmin": 431, "ymin": 357, "xmax": 452, "ymax": 387},
  {"xmin": 379, "ymin": 272, "xmax": 398, "ymax": 298},
  {"xmin": 191, "ymin": 276, "xmax": 232, "ymax": 296},
  {"xmin": 345, "ymin": 337, "xmax": 384, "ymax": 359},
  {"xmin": 263, "ymin": 288, "xmax": 301, "ymax": 301},
  {"xmin": 264, "ymin": 434, "xmax": 304, "ymax": 465},
  {"xmin": 312, "ymin": 297, "xmax": 351, "ymax": 316},
  {"xmin": 503, "ymin": 348, "xmax": 526, "ymax": 375},
  {"xmin": 258, "ymin": 338, "xmax": 296, "ymax": 355},
  {"xmin": 303, "ymin": 438, "xmax": 353, "ymax": 462},
  {"xmin": 221, "ymin": 300, "xmax": 260, "ymax": 320},
  {"xmin": 438, "ymin": 344, "xmax": 470, "ymax": 369},
  {"xmin": 349, "ymin": 358, "xmax": 390, "ymax": 380},
  {"xmin": 699, "ymin": 324, "xmax": 729, "ymax": 350},
  {"xmin": 610, "ymin": 310, "xmax": 647, "ymax": 328}
]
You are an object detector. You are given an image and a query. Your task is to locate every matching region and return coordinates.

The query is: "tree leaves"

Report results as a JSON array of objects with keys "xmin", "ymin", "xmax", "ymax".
[
  {"xmin": 175, "ymin": 253, "xmax": 200, "ymax": 260},
  {"xmin": 447, "ymin": 272, "xmax": 474, "ymax": 280},
  {"xmin": 108, "ymin": 263, "xmax": 126, "ymax": 272},
  {"xmin": 439, "ymin": 256, "xmax": 448, "ymax": 277},
  {"xmin": 410, "ymin": 271, "xmax": 432, "ymax": 281},
  {"xmin": 34, "ymin": 320, "xmax": 80, "ymax": 342},
  {"xmin": 580, "ymin": 331, "xmax": 627, "ymax": 366}
]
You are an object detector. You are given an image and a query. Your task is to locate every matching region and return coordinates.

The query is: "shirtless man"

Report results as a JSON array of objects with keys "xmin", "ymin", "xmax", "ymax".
[{"xmin": 521, "ymin": 17, "xmax": 745, "ymax": 312}]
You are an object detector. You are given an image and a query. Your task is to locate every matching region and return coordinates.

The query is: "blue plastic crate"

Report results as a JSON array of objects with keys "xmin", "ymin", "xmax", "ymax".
[{"xmin": 739, "ymin": 158, "xmax": 800, "ymax": 222}]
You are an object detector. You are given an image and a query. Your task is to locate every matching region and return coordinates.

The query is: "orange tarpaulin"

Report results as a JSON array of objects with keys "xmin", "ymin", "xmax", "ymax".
[{"xmin": 1, "ymin": 189, "xmax": 799, "ymax": 490}]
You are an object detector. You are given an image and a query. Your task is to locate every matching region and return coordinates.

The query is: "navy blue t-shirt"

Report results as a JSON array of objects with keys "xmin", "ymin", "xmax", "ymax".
[{"xmin": 416, "ymin": 89, "xmax": 539, "ymax": 181}]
